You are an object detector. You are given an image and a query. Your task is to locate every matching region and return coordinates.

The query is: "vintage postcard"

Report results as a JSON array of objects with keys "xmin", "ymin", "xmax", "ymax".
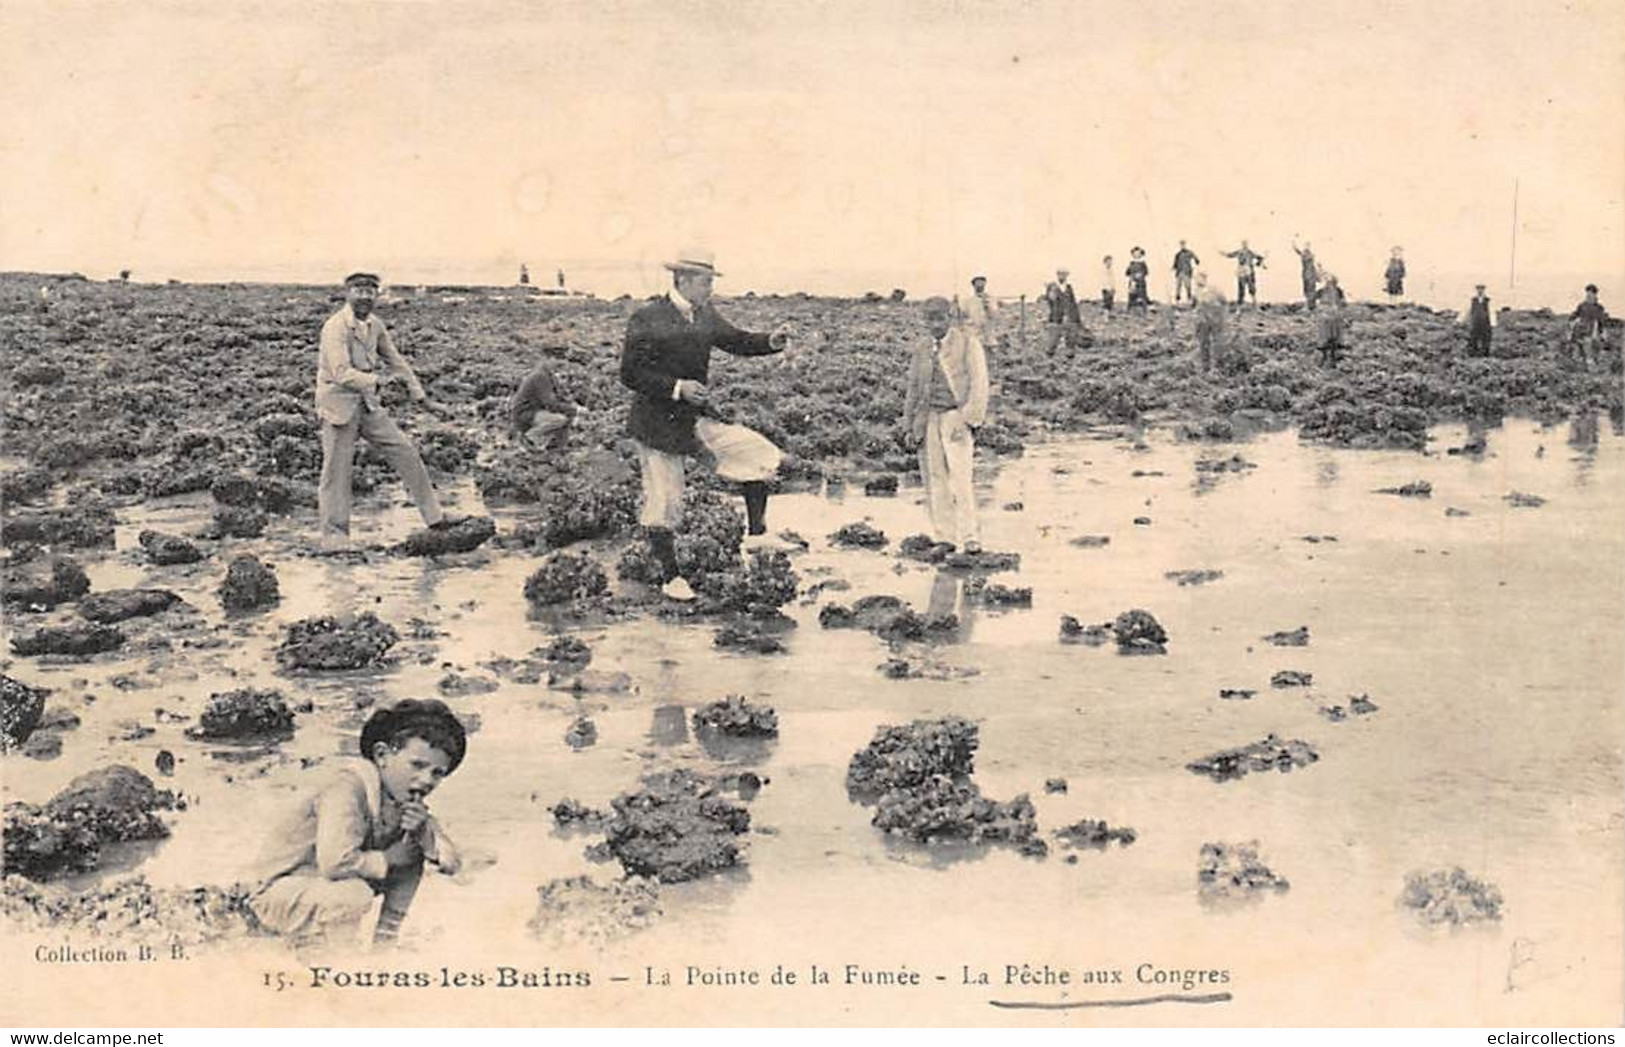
[{"xmin": 2, "ymin": 0, "xmax": 1622, "ymax": 1029}]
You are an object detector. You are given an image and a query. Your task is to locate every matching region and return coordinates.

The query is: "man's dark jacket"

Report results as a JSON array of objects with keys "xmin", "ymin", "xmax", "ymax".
[{"xmin": 620, "ymin": 296, "xmax": 778, "ymax": 455}]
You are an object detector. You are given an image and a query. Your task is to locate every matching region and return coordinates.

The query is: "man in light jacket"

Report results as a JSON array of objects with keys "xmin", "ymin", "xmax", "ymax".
[
  {"xmin": 904, "ymin": 297, "xmax": 990, "ymax": 553},
  {"xmin": 315, "ymin": 272, "xmax": 454, "ymax": 548}
]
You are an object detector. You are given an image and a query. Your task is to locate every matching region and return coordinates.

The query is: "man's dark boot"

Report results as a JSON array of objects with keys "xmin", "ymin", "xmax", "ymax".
[
  {"xmin": 742, "ymin": 482, "xmax": 769, "ymax": 536},
  {"xmin": 646, "ymin": 526, "xmax": 680, "ymax": 580}
]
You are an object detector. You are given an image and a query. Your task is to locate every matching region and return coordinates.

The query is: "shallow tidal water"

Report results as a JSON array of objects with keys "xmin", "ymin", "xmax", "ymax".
[{"xmin": 5, "ymin": 419, "xmax": 1622, "ymax": 1026}]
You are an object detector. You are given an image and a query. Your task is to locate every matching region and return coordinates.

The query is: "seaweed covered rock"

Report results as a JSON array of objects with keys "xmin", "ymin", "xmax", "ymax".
[
  {"xmin": 713, "ymin": 625, "xmax": 788, "ymax": 654},
  {"xmin": 138, "ymin": 530, "xmax": 203, "ymax": 566},
  {"xmin": 1271, "ymin": 670, "xmax": 1313, "ymax": 687},
  {"xmin": 1, "ymin": 674, "xmax": 49, "ymax": 750},
  {"xmin": 78, "ymin": 588, "xmax": 181, "ymax": 624},
  {"xmin": 3, "ymin": 556, "xmax": 90, "ymax": 610},
  {"xmin": 863, "ymin": 475, "xmax": 898, "ymax": 496},
  {"xmin": 965, "ymin": 578, "xmax": 1032, "ymax": 607},
  {"xmin": 1054, "ymin": 819, "xmax": 1137, "ymax": 848},
  {"xmin": 943, "ymin": 548, "xmax": 1022, "ymax": 573},
  {"xmin": 210, "ymin": 505, "xmax": 267, "ymax": 539},
  {"xmin": 898, "ymin": 534, "xmax": 955, "ymax": 563},
  {"xmin": 1187, "ymin": 734, "xmax": 1320, "ymax": 782},
  {"xmin": 218, "ymin": 554, "xmax": 279, "ymax": 612},
  {"xmin": 871, "ymin": 777, "xmax": 1043, "ymax": 854},
  {"xmin": 1059, "ymin": 615, "xmax": 1110, "ymax": 645},
  {"xmin": 820, "ymin": 594, "xmax": 957, "ymax": 644},
  {"xmin": 539, "ymin": 635, "xmax": 593, "ymax": 669},
  {"xmin": 11, "ymin": 623, "xmax": 125, "ymax": 657},
  {"xmin": 1375, "ymin": 480, "xmax": 1432, "ymax": 498},
  {"xmin": 1400, "ymin": 867, "xmax": 1503, "ymax": 924},
  {"xmin": 1198, "ymin": 841, "xmax": 1290, "ymax": 899},
  {"xmin": 564, "ymin": 717, "xmax": 598, "ymax": 751},
  {"xmin": 184, "ymin": 688, "xmax": 296, "ymax": 740},
  {"xmin": 395, "ymin": 516, "xmax": 497, "ymax": 557},
  {"xmin": 276, "ymin": 612, "xmax": 398, "ymax": 671},
  {"xmin": 527, "ymin": 874, "xmax": 661, "ymax": 946},
  {"xmin": 1112, "ymin": 609, "xmax": 1168, "ymax": 653},
  {"xmin": 523, "ymin": 552, "xmax": 609, "ymax": 606},
  {"xmin": 1, "ymin": 504, "xmax": 117, "ymax": 549},
  {"xmin": 533, "ymin": 475, "xmax": 641, "ymax": 548},
  {"xmin": 1165, "ymin": 569, "xmax": 1223, "ymax": 587},
  {"xmin": 692, "ymin": 695, "xmax": 779, "ymax": 737},
  {"xmin": 0, "ymin": 876, "xmax": 255, "ymax": 947},
  {"xmin": 846, "ymin": 716, "xmax": 978, "ymax": 798},
  {"xmin": 1264, "ymin": 626, "xmax": 1310, "ymax": 647},
  {"xmin": 551, "ymin": 799, "xmax": 608, "ymax": 827},
  {"xmin": 595, "ymin": 769, "xmax": 751, "ymax": 883},
  {"xmin": 829, "ymin": 521, "xmax": 888, "ymax": 549},
  {"xmin": 694, "ymin": 549, "xmax": 800, "ymax": 613},
  {"xmin": 3, "ymin": 766, "xmax": 177, "ymax": 881}
]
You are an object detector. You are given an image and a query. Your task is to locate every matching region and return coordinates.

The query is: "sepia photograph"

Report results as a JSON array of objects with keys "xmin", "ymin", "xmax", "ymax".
[{"xmin": 1, "ymin": 0, "xmax": 1622, "ymax": 1031}]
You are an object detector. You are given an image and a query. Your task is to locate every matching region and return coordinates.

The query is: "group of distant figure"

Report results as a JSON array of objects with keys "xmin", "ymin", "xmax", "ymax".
[{"xmin": 938, "ymin": 241, "xmax": 1615, "ymax": 375}]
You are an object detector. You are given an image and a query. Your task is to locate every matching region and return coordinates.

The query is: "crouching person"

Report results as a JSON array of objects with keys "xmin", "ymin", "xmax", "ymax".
[
  {"xmin": 247, "ymin": 699, "xmax": 466, "ymax": 950},
  {"xmin": 904, "ymin": 297, "xmax": 990, "ymax": 554},
  {"xmin": 510, "ymin": 350, "xmax": 578, "ymax": 449}
]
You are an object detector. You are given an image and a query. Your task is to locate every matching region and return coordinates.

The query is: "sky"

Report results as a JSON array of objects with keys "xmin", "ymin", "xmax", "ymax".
[{"xmin": 3, "ymin": 0, "xmax": 1623, "ymax": 306}]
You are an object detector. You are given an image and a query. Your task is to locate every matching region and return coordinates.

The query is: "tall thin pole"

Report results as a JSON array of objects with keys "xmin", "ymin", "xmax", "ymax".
[{"xmin": 1508, "ymin": 178, "xmax": 1519, "ymax": 290}]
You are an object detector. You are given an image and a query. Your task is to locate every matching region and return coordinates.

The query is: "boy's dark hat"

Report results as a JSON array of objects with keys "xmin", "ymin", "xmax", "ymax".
[
  {"xmin": 344, "ymin": 272, "xmax": 382, "ymax": 288},
  {"xmin": 1585, "ymin": 283, "xmax": 1599, "ymax": 293},
  {"xmin": 361, "ymin": 698, "xmax": 467, "ymax": 771}
]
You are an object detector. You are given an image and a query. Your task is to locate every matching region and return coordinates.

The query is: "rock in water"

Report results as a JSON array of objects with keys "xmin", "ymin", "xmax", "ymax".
[
  {"xmin": 1112, "ymin": 609, "xmax": 1168, "ymax": 653},
  {"xmin": 692, "ymin": 695, "xmax": 779, "ymax": 737},
  {"xmin": 846, "ymin": 716, "xmax": 979, "ymax": 797},
  {"xmin": 395, "ymin": 516, "xmax": 497, "ymax": 557},
  {"xmin": 10, "ymin": 623, "xmax": 125, "ymax": 657},
  {"xmin": 1187, "ymin": 735, "xmax": 1319, "ymax": 782},
  {"xmin": 1, "ymin": 674, "xmax": 50, "ymax": 750},
  {"xmin": 138, "ymin": 530, "xmax": 203, "ymax": 566},
  {"xmin": 829, "ymin": 522, "xmax": 889, "ymax": 549},
  {"xmin": 1, "ymin": 505, "xmax": 117, "ymax": 549},
  {"xmin": 1400, "ymin": 868, "xmax": 1503, "ymax": 924},
  {"xmin": 1198, "ymin": 841, "xmax": 1290, "ymax": 899},
  {"xmin": 527, "ymin": 875, "xmax": 661, "ymax": 946},
  {"xmin": 78, "ymin": 589, "xmax": 182, "ymax": 624},
  {"xmin": 523, "ymin": 553, "xmax": 608, "ymax": 606},
  {"xmin": 276, "ymin": 613, "xmax": 398, "ymax": 671},
  {"xmin": 3, "ymin": 766, "xmax": 177, "ymax": 881},
  {"xmin": 218, "ymin": 555, "xmax": 279, "ymax": 612},
  {"xmin": 596, "ymin": 769, "xmax": 751, "ymax": 883},
  {"xmin": 184, "ymin": 688, "xmax": 297, "ymax": 740},
  {"xmin": 2, "ymin": 557, "xmax": 90, "ymax": 610}
]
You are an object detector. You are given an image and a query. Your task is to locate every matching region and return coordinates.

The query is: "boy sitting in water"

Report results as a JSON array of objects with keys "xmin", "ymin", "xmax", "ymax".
[{"xmin": 248, "ymin": 699, "xmax": 466, "ymax": 949}]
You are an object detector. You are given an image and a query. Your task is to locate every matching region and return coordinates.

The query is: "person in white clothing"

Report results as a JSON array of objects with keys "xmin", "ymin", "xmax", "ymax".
[{"xmin": 903, "ymin": 297, "xmax": 990, "ymax": 553}]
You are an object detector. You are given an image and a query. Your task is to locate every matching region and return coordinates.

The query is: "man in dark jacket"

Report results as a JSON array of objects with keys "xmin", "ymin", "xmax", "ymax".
[
  {"xmin": 1044, "ymin": 268, "xmax": 1086, "ymax": 353},
  {"xmin": 1466, "ymin": 284, "xmax": 1494, "ymax": 357},
  {"xmin": 620, "ymin": 248, "xmax": 791, "ymax": 600}
]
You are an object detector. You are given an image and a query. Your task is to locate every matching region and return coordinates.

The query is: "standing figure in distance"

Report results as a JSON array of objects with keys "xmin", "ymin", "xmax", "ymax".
[
  {"xmin": 1192, "ymin": 272, "xmax": 1227, "ymax": 372},
  {"xmin": 961, "ymin": 274, "xmax": 1001, "ymax": 351},
  {"xmin": 1221, "ymin": 241, "xmax": 1266, "ymax": 307},
  {"xmin": 1292, "ymin": 239, "xmax": 1319, "ymax": 309},
  {"xmin": 1568, "ymin": 283, "xmax": 1611, "ymax": 370},
  {"xmin": 1044, "ymin": 268, "xmax": 1086, "ymax": 353},
  {"xmin": 1465, "ymin": 284, "xmax": 1495, "ymax": 358},
  {"xmin": 1314, "ymin": 274, "xmax": 1349, "ymax": 367},
  {"xmin": 1172, "ymin": 240, "xmax": 1200, "ymax": 305},
  {"xmin": 904, "ymin": 297, "xmax": 990, "ymax": 555},
  {"xmin": 1384, "ymin": 247, "xmax": 1406, "ymax": 303},
  {"xmin": 1125, "ymin": 247, "xmax": 1151, "ymax": 313},
  {"xmin": 1099, "ymin": 256, "xmax": 1117, "ymax": 315}
]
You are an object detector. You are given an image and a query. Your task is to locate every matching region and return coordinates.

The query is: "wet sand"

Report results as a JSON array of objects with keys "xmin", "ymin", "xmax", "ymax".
[{"xmin": 4, "ymin": 417, "xmax": 1621, "ymax": 1025}]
